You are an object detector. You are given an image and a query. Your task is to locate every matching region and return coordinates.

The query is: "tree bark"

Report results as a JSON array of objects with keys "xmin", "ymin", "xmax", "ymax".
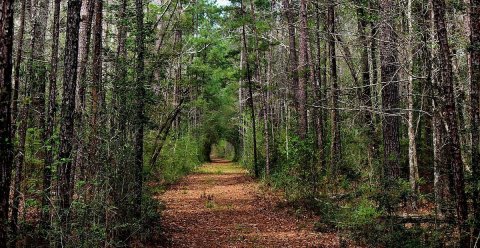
[
  {"xmin": 406, "ymin": 0, "xmax": 419, "ymax": 207},
  {"xmin": 42, "ymin": 0, "xmax": 62, "ymax": 227},
  {"xmin": 134, "ymin": 0, "xmax": 146, "ymax": 217},
  {"xmin": 431, "ymin": 0, "xmax": 468, "ymax": 244},
  {"xmin": 470, "ymin": 0, "xmax": 480, "ymax": 234},
  {"xmin": 58, "ymin": 0, "xmax": 82, "ymax": 227},
  {"xmin": 314, "ymin": 0, "xmax": 325, "ymax": 170},
  {"xmin": 328, "ymin": 0, "xmax": 341, "ymax": 175},
  {"xmin": 12, "ymin": 0, "xmax": 26, "ymax": 132},
  {"xmin": 297, "ymin": 0, "xmax": 309, "ymax": 139},
  {"xmin": 76, "ymin": 0, "xmax": 95, "ymax": 111},
  {"xmin": 357, "ymin": 4, "xmax": 376, "ymax": 170},
  {"xmin": 0, "ymin": 0, "xmax": 14, "ymax": 245},
  {"xmin": 379, "ymin": 0, "xmax": 401, "ymax": 209},
  {"xmin": 282, "ymin": 0, "xmax": 299, "ymax": 112},
  {"xmin": 88, "ymin": 0, "xmax": 103, "ymax": 172},
  {"xmin": 241, "ymin": 0, "xmax": 259, "ymax": 178}
]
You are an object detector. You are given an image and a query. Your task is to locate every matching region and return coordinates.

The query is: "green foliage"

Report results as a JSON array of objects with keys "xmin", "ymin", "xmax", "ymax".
[
  {"xmin": 146, "ymin": 132, "xmax": 203, "ymax": 186},
  {"xmin": 211, "ymin": 140, "xmax": 236, "ymax": 160}
]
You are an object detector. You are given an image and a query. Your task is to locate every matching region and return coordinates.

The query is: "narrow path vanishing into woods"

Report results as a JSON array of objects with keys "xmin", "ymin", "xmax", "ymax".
[{"xmin": 157, "ymin": 159, "xmax": 340, "ymax": 247}]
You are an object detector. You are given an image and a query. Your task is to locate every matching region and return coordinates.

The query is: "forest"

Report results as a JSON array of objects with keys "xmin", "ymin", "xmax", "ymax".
[{"xmin": 0, "ymin": 0, "xmax": 479, "ymax": 246}]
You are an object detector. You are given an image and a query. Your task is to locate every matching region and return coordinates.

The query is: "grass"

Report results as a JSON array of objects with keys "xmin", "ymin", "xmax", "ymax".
[{"xmin": 196, "ymin": 162, "xmax": 247, "ymax": 174}]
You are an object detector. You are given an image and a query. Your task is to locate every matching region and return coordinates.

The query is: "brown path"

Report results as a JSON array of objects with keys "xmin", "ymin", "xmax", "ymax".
[{"xmin": 158, "ymin": 159, "xmax": 339, "ymax": 248}]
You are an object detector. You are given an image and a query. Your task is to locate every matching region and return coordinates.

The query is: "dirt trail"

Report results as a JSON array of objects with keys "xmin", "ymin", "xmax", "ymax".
[{"xmin": 158, "ymin": 159, "xmax": 339, "ymax": 248}]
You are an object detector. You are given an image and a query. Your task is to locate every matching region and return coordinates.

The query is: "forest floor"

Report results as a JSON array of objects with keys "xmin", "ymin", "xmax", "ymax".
[{"xmin": 156, "ymin": 159, "xmax": 340, "ymax": 247}]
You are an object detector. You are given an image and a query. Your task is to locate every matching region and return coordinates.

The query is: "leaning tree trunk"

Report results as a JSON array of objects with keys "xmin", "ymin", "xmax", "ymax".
[
  {"xmin": 431, "ymin": 0, "xmax": 468, "ymax": 244},
  {"xmin": 0, "ymin": 0, "xmax": 14, "ymax": 245}
]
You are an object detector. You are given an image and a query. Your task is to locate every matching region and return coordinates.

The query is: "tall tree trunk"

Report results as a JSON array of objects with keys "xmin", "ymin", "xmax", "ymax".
[
  {"xmin": 89, "ymin": 0, "xmax": 103, "ymax": 173},
  {"xmin": 114, "ymin": 0, "xmax": 127, "ymax": 134},
  {"xmin": 11, "ymin": 0, "xmax": 50, "ymax": 233},
  {"xmin": 357, "ymin": 4, "xmax": 376, "ymax": 170},
  {"xmin": 241, "ymin": 0, "xmax": 259, "ymax": 178},
  {"xmin": 11, "ymin": 0, "xmax": 27, "ymax": 225},
  {"xmin": 11, "ymin": 0, "xmax": 28, "ymax": 232},
  {"xmin": 12, "ymin": 0, "xmax": 26, "ymax": 133},
  {"xmin": 282, "ymin": 0, "xmax": 299, "ymax": 112},
  {"xmin": 470, "ymin": 0, "xmax": 480, "ymax": 235},
  {"xmin": 431, "ymin": 0, "xmax": 468, "ymax": 244},
  {"xmin": 42, "ymin": 0, "xmax": 62, "ymax": 227},
  {"xmin": 77, "ymin": 0, "xmax": 95, "ymax": 111},
  {"xmin": 29, "ymin": 0, "xmax": 50, "ymax": 135},
  {"xmin": 429, "ymin": 3, "xmax": 450, "ymax": 218},
  {"xmin": 58, "ymin": 0, "xmax": 82, "ymax": 228},
  {"xmin": 379, "ymin": 0, "xmax": 401, "ymax": 210},
  {"xmin": 74, "ymin": 0, "xmax": 95, "ymax": 180},
  {"xmin": 297, "ymin": 0, "xmax": 309, "ymax": 139},
  {"xmin": 314, "ymin": 0, "xmax": 325, "ymax": 169},
  {"xmin": 328, "ymin": 0, "xmax": 341, "ymax": 175},
  {"xmin": 134, "ymin": 0, "xmax": 145, "ymax": 217},
  {"xmin": 406, "ymin": 0, "xmax": 419, "ymax": 207},
  {"xmin": 0, "ymin": 0, "xmax": 14, "ymax": 245}
]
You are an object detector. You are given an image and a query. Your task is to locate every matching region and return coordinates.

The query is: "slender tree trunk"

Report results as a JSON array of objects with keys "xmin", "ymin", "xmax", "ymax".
[
  {"xmin": 431, "ymin": 0, "xmax": 468, "ymax": 244},
  {"xmin": 282, "ymin": 0, "xmax": 299, "ymax": 112},
  {"xmin": 241, "ymin": 0, "xmax": 259, "ymax": 178},
  {"xmin": 89, "ymin": 0, "xmax": 103, "ymax": 172},
  {"xmin": 297, "ymin": 0, "xmax": 309, "ymax": 139},
  {"xmin": 12, "ymin": 0, "xmax": 26, "ymax": 132},
  {"xmin": 134, "ymin": 0, "xmax": 145, "ymax": 217},
  {"xmin": 0, "ymin": 0, "xmax": 14, "ymax": 245},
  {"xmin": 11, "ymin": 0, "xmax": 50, "ymax": 233},
  {"xmin": 30, "ymin": 0, "xmax": 50, "ymax": 132},
  {"xmin": 10, "ymin": 11, "xmax": 27, "ymax": 228},
  {"xmin": 314, "ymin": 1, "xmax": 325, "ymax": 169},
  {"xmin": 77, "ymin": 0, "xmax": 95, "ymax": 111},
  {"xmin": 114, "ymin": 0, "xmax": 127, "ymax": 134},
  {"xmin": 357, "ymin": 4, "xmax": 376, "ymax": 170},
  {"xmin": 470, "ymin": 0, "xmax": 480, "ymax": 235},
  {"xmin": 370, "ymin": 0, "xmax": 379, "ymax": 114},
  {"xmin": 406, "ymin": 0, "xmax": 419, "ymax": 207},
  {"xmin": 42, "ymin": 0, "xmax": 62, "ymax": 227},
  {"xmin": 58, "ymin": 0, "xmax": 82, "ymax": 228},
  {"xmin": 328, "ymin": 0, "xmax": 341, "ymax": 175},
  {"xmin": 74, "ymin": 0, "xmax": 95, "ymax": 180}
]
